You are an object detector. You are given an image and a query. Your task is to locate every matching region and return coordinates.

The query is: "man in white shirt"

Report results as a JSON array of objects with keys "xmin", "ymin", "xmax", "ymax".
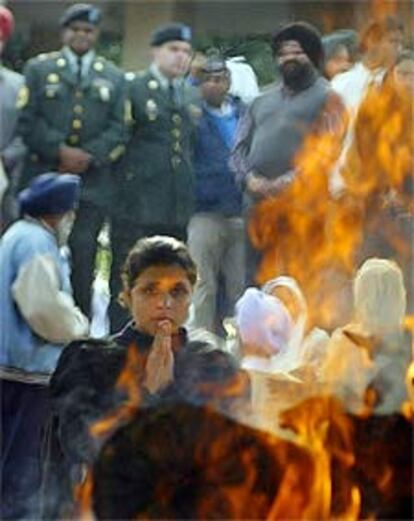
[
  {"xmin": 330, "ymin": 16, "xmax": 404, "ymax": 193},
  {"xmin": 226, "ymin": 56, "xmax": 260, "ymax": 103},
  {"xmin": 332, "ymin": 16, "xmax": 403, "ymax": 111}
]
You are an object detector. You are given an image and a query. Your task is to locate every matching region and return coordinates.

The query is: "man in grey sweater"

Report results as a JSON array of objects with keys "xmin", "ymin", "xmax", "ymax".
[{"xmin": 230, "ymin": 21, "xmax": 345, "ymax": 285}]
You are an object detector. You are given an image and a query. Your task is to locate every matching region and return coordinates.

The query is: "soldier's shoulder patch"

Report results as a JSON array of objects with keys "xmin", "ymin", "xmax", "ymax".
[
  {"xmin": 36, "ymin": 53, "xmax": 49, "ymax": 62},
  {"xmin": 16, "ymin": 85, "xmax": 29, "ymax": 109},
  {"xmin": 31, "ymin": 53, "xmax": 59, "ymax": 71},
  {"xmin": 35, "ymin": 51, "xmax": 58, "ymax": 63}
]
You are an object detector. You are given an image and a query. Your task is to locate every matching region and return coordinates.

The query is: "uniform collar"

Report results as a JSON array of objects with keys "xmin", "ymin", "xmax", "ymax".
[
  {"xmin": 149, "ymin": 63, "xmax": 183, "ymax": 90},
  {"xmin": 62, "ymin": 46, "xmax": 96, "ymax": 76}
]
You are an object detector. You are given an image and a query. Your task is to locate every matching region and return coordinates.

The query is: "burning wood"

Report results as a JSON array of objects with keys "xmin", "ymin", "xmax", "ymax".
[
  {"xmin": 77, "ymin": 397, "xmax": 413, "ymax": 520},
  {"xmin": 84, "ymin": 403, "xmax": 317, "ymax": 520},
  {"xmin": 279, "ymin": 396, "xmax": 413, "ymax": 519}
]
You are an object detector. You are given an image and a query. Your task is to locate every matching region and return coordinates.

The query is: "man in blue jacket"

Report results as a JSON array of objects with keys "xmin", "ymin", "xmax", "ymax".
[
  {"xmin": 188, "ymin": 56, "xmax": 245, "ymax": 333},
  {"xmin": 0, "ymin": 173, "xmax": 88, "ymax": 519}
]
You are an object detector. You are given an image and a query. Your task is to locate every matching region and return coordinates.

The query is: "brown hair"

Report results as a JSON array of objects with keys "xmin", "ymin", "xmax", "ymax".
[{"xmin": 120, "ymin": 235, "xmax": 197, "ymax": 290}]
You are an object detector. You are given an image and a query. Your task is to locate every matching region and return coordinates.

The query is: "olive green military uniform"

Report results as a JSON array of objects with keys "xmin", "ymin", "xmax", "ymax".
[
  {"xmin": 18, "ymin": 49, "xmax": 127, "ymax": 316},
  {"xmin": 109, "ymin": 68, "xmax": 200, "ymax": 330}
]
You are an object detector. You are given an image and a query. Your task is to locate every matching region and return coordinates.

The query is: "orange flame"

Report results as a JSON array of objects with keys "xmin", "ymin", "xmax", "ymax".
[
  {"xmin": 250, "ymin": 62, "xmax": 413, "ymax": 330},
  {"xmin": 75, "ymin": 469, "xmax": 94, "ymax": 521},
  {"xmin": 278, "ymin": 396, "xmax": 359, "ymax": 519},
  {"xmin": 76, "ymin": 344, "xmax": 146, "ymax": 520},
  {"xmin": 249, "ymin": 101, "xmax": 352, "ymax": 328},
  {"xmin": 89, "ymin": 342, "xmax": 144, "ymax": 439}
]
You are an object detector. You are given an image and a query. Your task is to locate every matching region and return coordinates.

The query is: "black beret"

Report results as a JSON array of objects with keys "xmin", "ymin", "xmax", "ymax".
[
  {"xmin": 60, "ymin": 3, "xmax": 101, "ymax": 27},
  {"xmin": 150, "ymin": 23, "xmax": 192, "ymax": 47},
  {"xmin": 272, "ymin": 21, "xmax": 324, "ymax": 70}
]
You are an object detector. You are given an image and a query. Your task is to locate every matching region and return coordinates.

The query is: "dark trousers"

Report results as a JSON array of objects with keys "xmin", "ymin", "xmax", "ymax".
[
  {"xmin": 109, "ymin": 219, "xmax": 186, "ymax": 332},
  {"xmin": 69, "ymin": 201, "xmax": 106, "ymax": 317},
  {"xmin": 1, "ymin": 379, "xmax": 50, "ymax": 520}
]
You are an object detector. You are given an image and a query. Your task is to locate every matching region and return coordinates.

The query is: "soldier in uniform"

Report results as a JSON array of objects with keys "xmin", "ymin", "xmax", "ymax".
[
  {"xmin": 18, "ymin": 3, "xmax": 127, "ymax": 317},
  {"xmin": 109, "ymin": 23, "xmax": 199, "ymax": 331}
]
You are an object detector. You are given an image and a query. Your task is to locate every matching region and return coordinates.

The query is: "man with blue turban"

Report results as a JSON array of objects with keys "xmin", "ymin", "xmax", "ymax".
[{"xmin": 0, "ymin": 172, "xmax": 89, "ymax": 519}]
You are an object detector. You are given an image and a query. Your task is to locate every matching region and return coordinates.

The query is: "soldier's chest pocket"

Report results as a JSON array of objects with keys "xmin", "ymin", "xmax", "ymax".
[
  {"xmin": 90, "ymin": 82, "xmax": 114, "ymax": 105},
  {"xmin": 42, "ymin": 83, "xmax": 65, "ymax": 102}
]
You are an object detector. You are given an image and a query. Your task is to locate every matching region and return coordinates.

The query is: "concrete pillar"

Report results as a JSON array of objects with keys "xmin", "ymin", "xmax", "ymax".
[{"xmin": 122, "ymin": 0, "xmax": 178, "ymax": 71}]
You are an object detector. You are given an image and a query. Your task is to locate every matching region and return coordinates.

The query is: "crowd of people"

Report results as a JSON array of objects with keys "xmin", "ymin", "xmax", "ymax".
[{"xmin": 0, "ymin": 2, "xmax": 413, "ymax": 519}]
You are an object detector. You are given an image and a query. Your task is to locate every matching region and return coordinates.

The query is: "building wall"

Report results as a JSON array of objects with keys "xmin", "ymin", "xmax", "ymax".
[
  {"xmin": 5, "ymin": 0, "xmax": 414, "ymax": 71},
  {"xmin": 122, "ymin": 1, "xmax": 177, "ymax": 72}
]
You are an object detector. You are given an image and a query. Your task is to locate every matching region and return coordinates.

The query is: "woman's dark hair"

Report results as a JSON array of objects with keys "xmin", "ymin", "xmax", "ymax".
[{"xmin": 121, "ymin": 235, "xmax": 198, "ymax": 289}]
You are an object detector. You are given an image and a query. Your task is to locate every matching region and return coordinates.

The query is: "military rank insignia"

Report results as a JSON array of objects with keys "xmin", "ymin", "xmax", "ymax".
[
  {"xmin": 16, "ymin": 85, "xmax": 29, "ymax": 109},
  {"xmin": 93, "ymin": 78, "xmax": 113, "ymax": 102}
]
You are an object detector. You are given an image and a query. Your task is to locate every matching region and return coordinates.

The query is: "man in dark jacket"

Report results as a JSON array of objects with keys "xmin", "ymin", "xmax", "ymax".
[
  {"xmin": 187, "ymin": 56, "xmax": 245, "ymax": 333},
  {"xmin": 109, "ymin": 23, "xmax": 199, "ymax": 331},
  {"xmin": 18, "ymin": 3, "xmax": 127, "ymax": 317}
]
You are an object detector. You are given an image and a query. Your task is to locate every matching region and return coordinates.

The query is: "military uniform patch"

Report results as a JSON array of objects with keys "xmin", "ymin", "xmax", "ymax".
[
  {"xmin": 16, "ymin": 86, "xmax": 29, "ymax": 109},
  {"xmin": 92, "ymin": 78, "xmax": 113, "ymax": 102}
]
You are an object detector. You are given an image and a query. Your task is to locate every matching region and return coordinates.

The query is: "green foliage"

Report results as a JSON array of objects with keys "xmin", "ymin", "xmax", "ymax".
[
  {"xmin": 194, "ymin": 33, "xmax": 277, "ymax": 86},
  {"xmin": 2, "ymin": 32, "xmax": 28, "ymax": 72},
  {"xmin": 95, "ymin": 243, "xmax": 112, "ymax": 281},
  {"xmin": 96, "ymin": 32, "xmax": 123, "ymax": 66}
]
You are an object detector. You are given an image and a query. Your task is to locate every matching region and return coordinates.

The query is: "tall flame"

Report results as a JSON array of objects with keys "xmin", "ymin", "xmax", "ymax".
[
  {"xmin": 89, "ymin": 342, "xmax": 144, "ymax": 440},
  {"xmin": 250, "ymin": 62, "xmax": 413, "ymax": 329}
]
